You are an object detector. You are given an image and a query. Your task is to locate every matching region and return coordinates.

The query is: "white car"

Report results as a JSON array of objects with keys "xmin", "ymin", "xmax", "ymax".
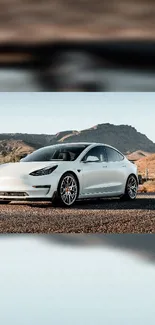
[{"xmin": 0, "ymin": 142, "xmax": 138, "ymax": 207}]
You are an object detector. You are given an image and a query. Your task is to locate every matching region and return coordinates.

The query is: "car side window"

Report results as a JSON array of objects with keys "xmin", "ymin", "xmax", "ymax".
[
  {"xmin": 82, "ymin": 146, "xmax": 107, "ymax": 162},
  {"xmin": 106, "ymin": 147, "xmax": 124, "ymax": 162}
]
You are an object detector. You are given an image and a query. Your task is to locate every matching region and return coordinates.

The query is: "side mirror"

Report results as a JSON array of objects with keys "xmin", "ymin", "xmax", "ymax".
[{"xmin": 83, "ymin": 156, "xmax": 99, "ymax": 163}]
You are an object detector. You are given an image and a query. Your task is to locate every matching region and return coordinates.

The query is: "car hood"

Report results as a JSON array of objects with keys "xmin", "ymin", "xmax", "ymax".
[{"xmin": 0, "ymin": 161, "xmax": 64, "ymax": 177}]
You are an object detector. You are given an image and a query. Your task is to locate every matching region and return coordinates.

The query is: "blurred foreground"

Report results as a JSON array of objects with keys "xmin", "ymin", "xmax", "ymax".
[
  {"xmin": 0, "ymin": 234, "xmax": 155, "ymax": 325},
  {"xmin": 0, "ymin": 0, "xmax": 155, "ymax": 91},
  {"xmin": 0, "ymin": 40, "xmax": 155, "ymax": 91},
  {"xmin": 1, "ymin": 0, "xmax": 155, "ymax": 43}
]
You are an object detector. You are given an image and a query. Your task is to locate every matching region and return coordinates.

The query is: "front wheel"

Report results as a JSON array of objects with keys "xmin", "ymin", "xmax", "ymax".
[
  {"xmin": 121, "ymin": 175, "xmax": 138, "ymax": 201},
  {"xmin": 53, "ymin": 173, "xmax": 79, "ymax": 207}
]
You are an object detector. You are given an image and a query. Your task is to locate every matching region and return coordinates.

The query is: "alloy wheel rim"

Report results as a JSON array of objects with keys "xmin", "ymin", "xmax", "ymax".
[
  {"xmin": 60, "ymin": 175, "xmax": 78, "ymax": 206},
  {"xmin": 127, "ymin": 176, "xmax": 138, "ymax": 199}
]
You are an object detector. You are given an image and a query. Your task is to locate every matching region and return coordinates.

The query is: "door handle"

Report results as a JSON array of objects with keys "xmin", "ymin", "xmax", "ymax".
[
  {"xmin": 103, "ymin": 165, "xmax": 108, "ymax": 168},
  {"xmin": 122, "ymin": 165, "xmax": 126, "ymax": 168}
]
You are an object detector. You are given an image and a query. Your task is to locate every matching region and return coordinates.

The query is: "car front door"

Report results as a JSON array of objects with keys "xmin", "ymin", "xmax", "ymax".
[{"xmin": 80, "ymin": 145, "xmax": 109, "ymax": 197}]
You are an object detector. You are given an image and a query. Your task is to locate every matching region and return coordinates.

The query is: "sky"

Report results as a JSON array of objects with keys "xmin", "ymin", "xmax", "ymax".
[{"xmin": 0, "ymin": 92, "xmax": 154, "ymax": 141}]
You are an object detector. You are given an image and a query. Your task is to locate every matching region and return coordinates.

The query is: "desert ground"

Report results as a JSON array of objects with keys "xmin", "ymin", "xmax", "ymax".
[{"xmin": 0, "ymin": 194, "xmax": 155, "ymax": 233}]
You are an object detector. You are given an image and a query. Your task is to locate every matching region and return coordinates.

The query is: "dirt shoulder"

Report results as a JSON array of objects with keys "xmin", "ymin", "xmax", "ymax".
[{"xmin": 0, "ymin": 194, "xmax": 155, "ymax": 233}]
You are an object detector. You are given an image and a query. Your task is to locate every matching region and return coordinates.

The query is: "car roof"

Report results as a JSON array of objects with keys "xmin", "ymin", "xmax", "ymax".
[
  {"xmin": 46, "ymin": 142, "xmax": 92, "ymax": 147},
  {"xmin": 45, "ymin": 142, "xmax": 101, "ymax": 147},
  {"xmin": 44, "ymin": 142, "xmax": 121, "ymax": 150},
  {"xmin": 56, "ymin": 142, "xmax": 116, "ymax": 147}
]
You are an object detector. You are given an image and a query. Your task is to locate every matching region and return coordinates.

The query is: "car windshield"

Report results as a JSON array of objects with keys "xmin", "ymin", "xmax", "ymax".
[{"xmin": 21, "ymin": 144, "xmax": 89, "ymax": 162}]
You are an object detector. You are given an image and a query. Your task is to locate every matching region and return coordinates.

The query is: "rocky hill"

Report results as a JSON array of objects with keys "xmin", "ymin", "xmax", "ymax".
[
  {"xmin": 0, "ymin": 140, "xmax": 34, "ymax": 163},
  {"xmin": 56, "ymin": 124, "xmax": 155, "ymax": 154},
  {"xmin": 0, "ymin": 133, "xmax": 54, "ymax": 149},
  {"xmin": 0, "ymin": 123, "xmax": 155, "ymax": 163},
  {"xmin": 0, "ymin": 131, "xmax": 76, "ymax": 149}
]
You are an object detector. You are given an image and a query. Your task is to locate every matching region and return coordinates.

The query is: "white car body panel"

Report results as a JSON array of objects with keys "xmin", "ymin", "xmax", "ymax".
[
  {"xmin": 80, "ymin": 161, "xmax": 125, "ymax": 196},
  {"xmin": 0, "ymin": 142, "xmax": 138, "ymax": 202},
  {"xmin": 79, "ymin": 159, "xmax": 136, "ymax": 198}
]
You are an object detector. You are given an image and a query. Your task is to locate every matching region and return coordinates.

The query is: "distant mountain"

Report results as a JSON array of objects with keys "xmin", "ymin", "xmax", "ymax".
[
  {"xmin": 0, "ymin": 133, "xmax": 54, "ymax": 149},
  {"xmin": 56, "ymin": 124, "xmax": 155, "ymax": 154},
  {"xmin": 0, "ymin": 131, "xmax": 76, "ymax": 149},
  {"xmin": 50, "ymin": 131, "xmax": 77, "ymax": 144},
  {"xmin": 0, "ymin": 123, "xmax": 155, "ymax": 163}
]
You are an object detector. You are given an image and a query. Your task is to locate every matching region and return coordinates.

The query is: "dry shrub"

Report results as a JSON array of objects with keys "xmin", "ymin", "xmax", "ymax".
[{"xmin": 139, "ymin": 181, "xmax": 155, "ymax": 193}]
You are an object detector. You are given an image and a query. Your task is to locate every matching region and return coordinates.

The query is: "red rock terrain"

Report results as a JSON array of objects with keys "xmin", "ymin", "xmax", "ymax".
[{"xmin": 136, "ymin": 154, "xmax": 155, "ymax": 179}]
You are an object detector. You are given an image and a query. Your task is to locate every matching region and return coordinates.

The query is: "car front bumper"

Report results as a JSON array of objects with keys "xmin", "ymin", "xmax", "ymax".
[{"xmin": 0, "ymin": 176, "xmax": 58, "ymax": 201}]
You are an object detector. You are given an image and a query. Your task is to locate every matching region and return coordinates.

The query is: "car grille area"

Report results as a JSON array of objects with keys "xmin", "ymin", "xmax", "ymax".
[{"xmin": 0, "ymin": 192, "xmax": 28, "ymax": 197}]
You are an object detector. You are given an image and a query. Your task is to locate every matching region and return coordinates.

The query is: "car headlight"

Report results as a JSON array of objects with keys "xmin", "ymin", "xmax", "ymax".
[{"xmin": 29, "ymin": 165, "xmax": 58, "ymax": 176}]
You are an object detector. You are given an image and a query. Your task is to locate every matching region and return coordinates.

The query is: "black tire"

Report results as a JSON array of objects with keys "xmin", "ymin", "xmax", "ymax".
[
  {"xmin": 53, "ymin": 172, "xmax": 79, "ymax": 207},
  {"xmin": 121, "ymin": 175, "xmax": 138, "ymax": 201},
  {"xmin": 0, "ymin": 201, "xmax": 11, "ymax": 204}
]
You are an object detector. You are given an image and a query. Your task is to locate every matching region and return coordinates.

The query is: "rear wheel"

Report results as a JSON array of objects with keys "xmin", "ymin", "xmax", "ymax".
[
  {"xmin": 121, "ymin": 175, "xmax": 138, "ymax": 201},
  {"xmin": 53, "ymin": 173, "xmax": 79, "ymax": 207}
]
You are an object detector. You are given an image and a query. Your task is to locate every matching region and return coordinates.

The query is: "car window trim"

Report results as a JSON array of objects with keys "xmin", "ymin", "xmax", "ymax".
[{"xmin": 105, "ymin": 145, "xmax": 125, "ymax": 162}]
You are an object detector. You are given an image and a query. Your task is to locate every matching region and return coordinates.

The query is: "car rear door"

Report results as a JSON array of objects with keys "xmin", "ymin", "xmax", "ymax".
[{"xmin": 104, "ymin": 146, "xmax": 127, "ymax": 194}]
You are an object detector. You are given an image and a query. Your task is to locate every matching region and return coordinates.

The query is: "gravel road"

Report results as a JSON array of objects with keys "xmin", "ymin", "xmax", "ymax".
[{"xmin": 0, "ymin": 194, "xmax": 155, "ymax": 233}]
